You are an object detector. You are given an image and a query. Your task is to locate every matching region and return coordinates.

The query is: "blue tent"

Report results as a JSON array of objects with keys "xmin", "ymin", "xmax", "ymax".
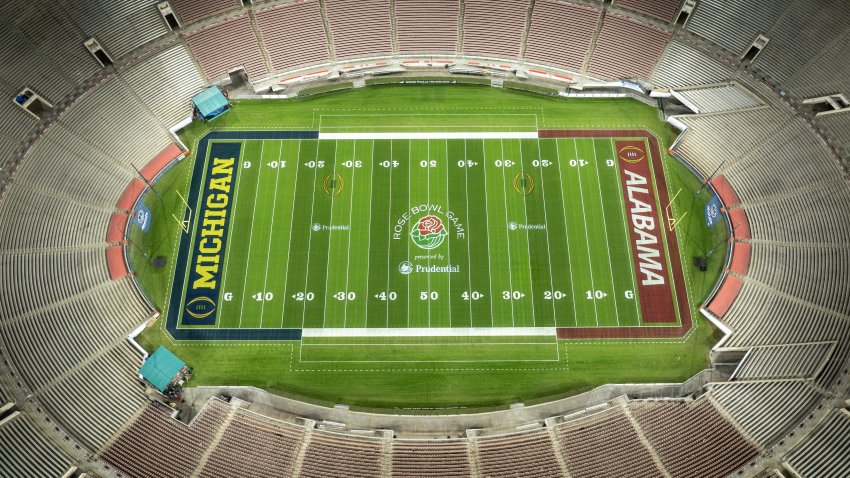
[
  {"xmin": 139, "ymin": 346, "xmax": 186, "ymax": 393},
  {"xmin": 192, "ymin": 86, "xmax": 230, "ymax": 121}
]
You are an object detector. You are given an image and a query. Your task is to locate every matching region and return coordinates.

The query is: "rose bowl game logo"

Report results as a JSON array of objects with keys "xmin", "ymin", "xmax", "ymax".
[{"xmin": 410, "ymin": 215, "xmax": 449, "ymax": 250}]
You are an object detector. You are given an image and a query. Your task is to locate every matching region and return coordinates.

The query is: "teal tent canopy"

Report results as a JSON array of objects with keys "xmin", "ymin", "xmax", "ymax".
[
  {"xmin": 192, "ymin": 86, "xmax": 230, "ymax": 121},
  {"xmin": 139, "ymin": 346, "xmax": 186, "ymax": 393}
]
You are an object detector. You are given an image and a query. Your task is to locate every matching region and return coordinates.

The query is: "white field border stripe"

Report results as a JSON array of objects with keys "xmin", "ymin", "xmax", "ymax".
[
  {"xmin": 321, "ymin": 132, "xmax": 539, "ymax": 140},
  {"xmin": 259, "ymin": 141, "xmax": 283, "ymax": 328},
  {"xmin": 574, "ymin": 138, "xmax": 599, "ymax": 325},
  {"xmin": 238, "ymin": 140, "xmax": 266, "ymax": 328},
  {"xmin": 499, "ymin": 139, "xmax": 517, "ymax": 327},
  {"xmin": 592, "ymin": 138, "xmax": 621, "ymax": 326},
  {"xmin": 302, "ymin": 327, "xmax": 558, "ymax": 337},
  {"xmin": 217, "ymin": 140, "xmax": 246, "ymax": 329},
  {"xmin": 554, "ymin": 139, "xmax": 579, "ymax": 326},
  {"xmin": 278, "ymin": 140, "xmax": 302, "ymax": 328}
]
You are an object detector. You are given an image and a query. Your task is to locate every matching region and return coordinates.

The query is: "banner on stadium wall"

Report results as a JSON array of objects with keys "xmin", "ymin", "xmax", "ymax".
[
  {"xmin": 133, "ymin": 202, "xmax": 153, "ymax": 233},
  {"xmin": 705, "ymin": 195, "xmax": 723, "ymax": 228}
]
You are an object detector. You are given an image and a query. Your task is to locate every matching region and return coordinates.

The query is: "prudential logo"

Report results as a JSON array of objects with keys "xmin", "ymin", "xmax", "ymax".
[{"xmin": 410, "ymin": 215, "xmax": 449, "ymax": 250}]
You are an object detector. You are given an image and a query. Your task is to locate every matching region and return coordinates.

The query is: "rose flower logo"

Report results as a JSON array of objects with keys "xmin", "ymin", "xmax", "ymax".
[{"xmin": 410, "ymin": 215, "xmax": 449, "ymax": 250}]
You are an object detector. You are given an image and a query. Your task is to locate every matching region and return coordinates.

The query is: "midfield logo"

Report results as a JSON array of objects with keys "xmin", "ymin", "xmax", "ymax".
[{"xmin": 410, "ymin": 215, "xmax": 449, "ymax": 250}]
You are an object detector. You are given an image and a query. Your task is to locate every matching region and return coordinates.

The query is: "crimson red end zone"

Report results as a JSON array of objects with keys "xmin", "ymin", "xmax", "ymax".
[
  {"xmin": 539, "ymin": 130, "xmax": 694, "ymax": 340},
  {"xmin": 615, "ymin": 140, "xmax": 677, "ymax": 324}
]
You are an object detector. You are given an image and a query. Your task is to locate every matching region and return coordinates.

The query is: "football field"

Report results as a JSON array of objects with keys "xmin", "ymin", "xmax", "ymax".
[{"xmin": 172, "ymin": 131, "xmax": 686, "ymax": 336}]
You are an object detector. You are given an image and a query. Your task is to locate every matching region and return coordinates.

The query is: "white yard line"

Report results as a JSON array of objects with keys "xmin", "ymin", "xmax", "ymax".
[
  {"xmin": 358, "ymin": 140, "xmax": 376, "ymax": 328},
  {"xmin": 499, "ymin": 139, "xmax": 517, "ymax": 328},
  {"xmin": 407, "ymin": 142, "xmax": 412, "ymax": 329},
  {"xmin": 592, "ymin": 139, "xmax": 621, "ymax": 326},
  {"xmin": 320, "ymin": 141, "xmax": 340, "ymax": 328},
  {"xmin": 444, "ymin": 140, "xmax": 453, "ymax": 327},
  {"xmin": 517, "ymin": 140, "xmax": 538, "ymax": 327},
  {"xmin": 534, "ymin": 138, "xmax": 558, "ymax": 323},
  {"xmin": 217, "ymin": 140, "xmax": 246, "ymax": 329},
  {"xmin": 480, "ymin": 139, "xmax": 496, "ymax": 327},
  {"xmin": 299, "ymin": 142, "xmax": 322, "ymax": 330},
  {"xmin": 554, "ymin": 140, "xmax": 579, "ymax": 325},
  {"xmin": 238, "ymin": 140, "xmax": 266, "ymax": 328},
  {"xmin": 463, "ymin": 140, "xmax": 474, "ymax": 327},
  {"xmin": 342, "ymin": 141, "xmax": 358, "ymax": 328},
  {"xmin": 258, "ymin": 141, "xmax": 284, "ymax": 328},
  {"xmin": 383, "ymin": 140, "xmax": 394, "ymax": 328},
  {"xmin": 573, "ymin": 138, "xmax": 599, "ymax": 326},
  {"xmin": 278, "ymin": 140, "xmax": 302, "ymax": 328},
  {"xmin": 427, "ymin": 140, "xmax": 432, "ymax": 327}
]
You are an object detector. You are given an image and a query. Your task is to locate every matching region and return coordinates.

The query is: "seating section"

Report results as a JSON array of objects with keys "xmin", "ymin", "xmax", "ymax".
[
  {"xmin": 675, "ymin": 83, "xmax": 763, "ymax": 113},
  {"xmin": 121, "ymin": 44, "xmax": 206, "ymax": 126},
  {"xmin": 256, "ymin": 1, "xmax": 331, "ymax": 72},
  {"xmin": 325, "ymin": 0, "xmax": 393, "ymax": 59},
  {"xmin": 0, "ymin": 411, "xmax": 72, "ymax": 478},
  {"xmin": 58, "ymin": 78, "xmax": 173, "ymax": 171},
  {"xmin": 524, "ymin": 1, "xmax": 600, "ymax": 72},
  {"xmin": 61, "ymin": 0, "xmax": 169, "ymax": 59},
  {"xmin": 556, "ymin": 407, "xmax": 665, "ymax": 477},
  {"xmin": 751, "ymin": 0, "xmax": 850, "ymax": 88},
  {"xmin": 710, "ymin": 381, "xmax": 824, "ymax": 446},
  {"xmin": 630, "ymin": 399, "xmax": 760, "ymax": 478},
  {"xmin": 587, "ymin": 13, "xmax": 671, "ymax": 80},
  {"xmin": 198, "ymin": 409, "xmax": 304, "ymax": 477},
  {"xmin": 476, "ymin": 429, "xmax": 563, "ymax": 477},
  {"xmin": 300, "ymin": 431, "xmax": 385, "ymax": 477},
  {"xmin": 170, "ymin": 0, "xmax": 241, "ymax": 25},
  {"xmin": 614, "ymin": 0, "xmax": 682, "ymax": 22},
  {"xmin": 816, "ymin": 111, "xmax": 850, "ymax": 157},
  {"xmin": 185, "ymin": 14, "xmax": 268, "ymax": 81},
  {"xmin": 785, "ymin": 409, "xmax": 850, "ymax": 478},
  {"xmin": 391, "ymin": 439, "xmax": 471, "ymax": 477},
  {"xmin": 102, "ymin": 400, "xmax": 230, "ymax": 478},
  {"xmin": 652, "ymin": 41, "xmax": 735, "ymax": 88},
  {"xmin": 733, "ymin": 343, "xmax": 835, "ymax": 380},
  {"xmin": 462, "ymin": 0, "xmax": 530, "ymax": 59},
  {"xmin": 395, "ymin": 0, "xmax": 459, "ymax": 54},
  {"xmin": 0, "ymin": 26, "xmax": 80, "ymax": 104},
  {"xmin": 685, "ymin": 0, "xmax": 794, "ymax": 56}
]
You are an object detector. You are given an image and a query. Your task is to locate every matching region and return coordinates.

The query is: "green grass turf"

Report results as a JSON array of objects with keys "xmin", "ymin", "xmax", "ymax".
[
  {"xmin": 133, "ymin": 85, "xmax": 728, "ymax": 410},
  {"xmin": 184, "ymin": 136, "xmax": 654, "ymax": 330}
]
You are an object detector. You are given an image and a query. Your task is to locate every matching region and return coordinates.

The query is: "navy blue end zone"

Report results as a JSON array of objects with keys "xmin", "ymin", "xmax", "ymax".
[{"xmin": 164, "ymin": 131, "xmax": 317, "ymax": 341}]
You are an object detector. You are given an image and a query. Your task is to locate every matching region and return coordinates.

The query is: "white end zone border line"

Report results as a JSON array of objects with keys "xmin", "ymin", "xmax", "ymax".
[
  {"xmin": 320, "ymin": 132, "xmax": 539, "ymax": 140},
  {"xmin": 302, "ymin": 327, "xmax": 557, "ymax": 337}
]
